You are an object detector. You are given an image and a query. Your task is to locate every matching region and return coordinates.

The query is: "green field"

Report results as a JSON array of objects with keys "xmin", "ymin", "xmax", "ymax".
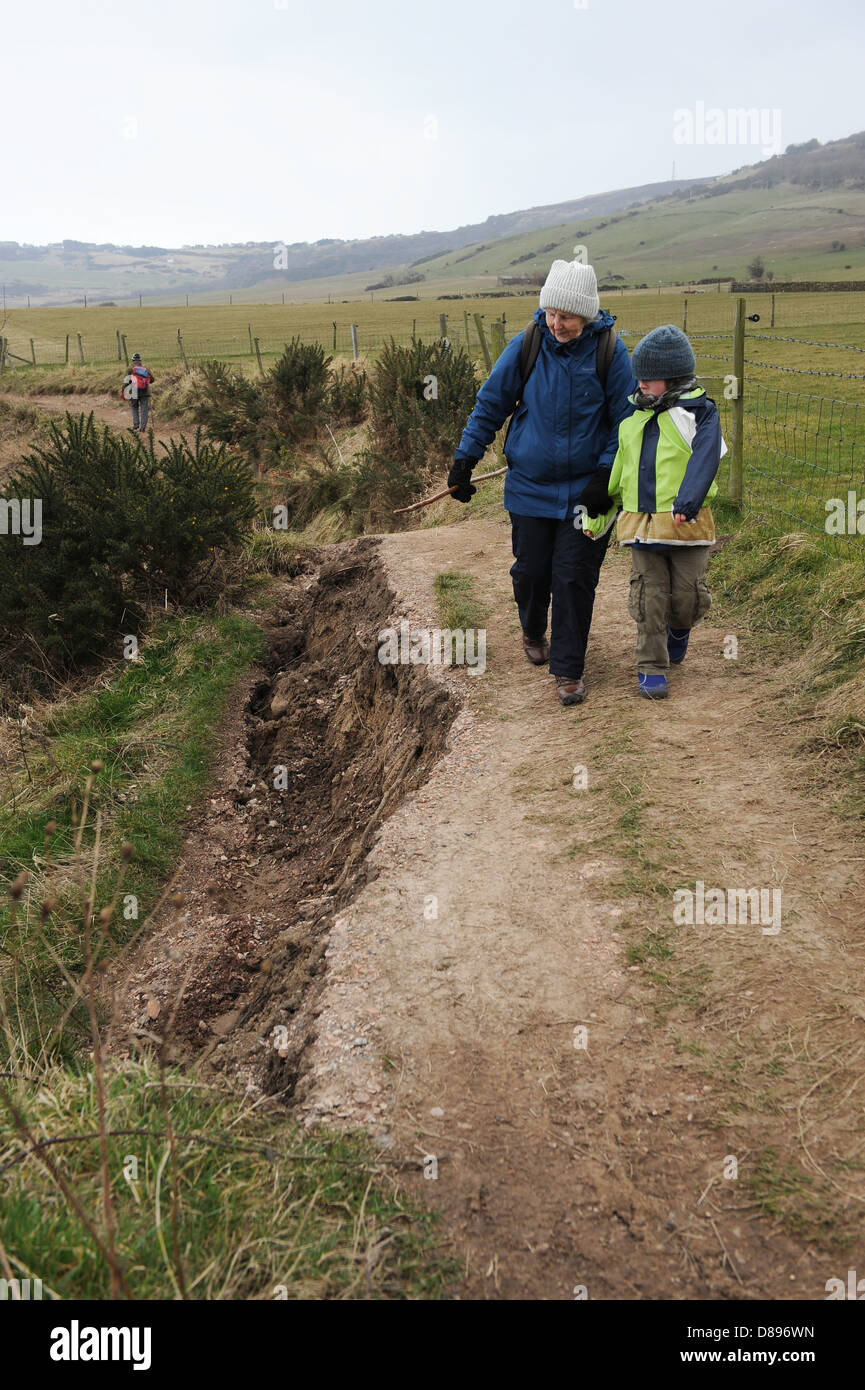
[
  {"xmin": 2, "ymin": 289, "xmax": 863, "ymax": 550},
  {"xmin": 3, "ymin": 288, "xmax": 865, "ymax": 372},
  {"xmin": 4, "ymin": 166, "xmax": 865, "ymax": 311}
]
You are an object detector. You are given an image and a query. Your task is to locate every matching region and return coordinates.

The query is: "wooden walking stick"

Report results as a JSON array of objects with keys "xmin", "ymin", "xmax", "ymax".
[{"xmin": 392, "ymin": 466, "xmax": 507, "ymax": 515}]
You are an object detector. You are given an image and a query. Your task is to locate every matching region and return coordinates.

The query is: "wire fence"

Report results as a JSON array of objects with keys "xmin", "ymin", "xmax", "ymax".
[
  {"xmin": 1, "ymin": 292, "xmax": 863, "ymax": 550},
  {"xmin": 611, "ymin": 321, "xmax": 864, "ymax": 551}
]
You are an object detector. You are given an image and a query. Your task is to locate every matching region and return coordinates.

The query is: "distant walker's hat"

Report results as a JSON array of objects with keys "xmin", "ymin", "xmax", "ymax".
[
  {"xmin": 539, "ymin": 259, "xmax": 600, "ymax": 320},
  {"xmin": 131, "ymin": 352, "xmax": 142, "ymax": 362}
]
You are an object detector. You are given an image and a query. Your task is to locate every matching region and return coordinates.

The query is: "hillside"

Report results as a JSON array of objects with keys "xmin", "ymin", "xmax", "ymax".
[
  {"xmin": 3, "ymin": 132, "xmax": 865, "ymax": 309},
  {"xmin": 0, "ymin": 179, "xmax": 700, "ymax": 309}
]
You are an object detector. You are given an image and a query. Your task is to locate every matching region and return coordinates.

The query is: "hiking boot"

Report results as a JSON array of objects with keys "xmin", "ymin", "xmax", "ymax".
[
  {"xmin": 522, "ymin": 632, "xmax": 550, "ymax": 665},
  {"xmin": 555, "ymin": 675, "xmax": 586, "ymax": 706},
  {"xmin": 667, "ymin": 626, "xmax": 691, "ymax": 664},
  {"xmin": 638, "ymin": 673, "xmax": 668, "ymax": 700}
]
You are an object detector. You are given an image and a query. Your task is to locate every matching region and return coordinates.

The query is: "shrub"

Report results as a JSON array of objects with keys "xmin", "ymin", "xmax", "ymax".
[
  {"xmin": 193, "ymin": 360, "xmax": 266, "ymax": 454},
  {"xmin": 266, "ymin": 337, "xmax": 332, "ymax": 440},
  {"xmin": 367, "ymin": 337, "xmax": 477, "ymax": 475},
  {"xmin": 327, "ymin": 362, "xmax": 368, "ymax": 425},
  {"xmin": 0, "ymin": 413, "xmax": 256, "ymax": 682}
]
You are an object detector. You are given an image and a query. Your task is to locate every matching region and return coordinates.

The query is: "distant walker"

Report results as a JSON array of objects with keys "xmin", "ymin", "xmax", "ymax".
[{"xmin": 121, "ymin": 352, "xmax": 155, "ymax": 432}]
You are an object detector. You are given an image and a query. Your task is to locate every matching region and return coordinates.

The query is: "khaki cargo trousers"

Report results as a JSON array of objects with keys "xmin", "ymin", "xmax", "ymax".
[{"xmin": 627, "ymin": 545, "xmax": 712, "ymax": 674}]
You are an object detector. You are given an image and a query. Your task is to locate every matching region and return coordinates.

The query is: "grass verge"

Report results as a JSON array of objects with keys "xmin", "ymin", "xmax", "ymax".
[
  {"xmin": 0, "ymin": 1058, "xmax": 454, "ymax": 1299},
  {"xmin": 709, "ymin": 501, "xmax": 865, "ymax": 816},
  {"xmin": 0, "ymin": 612, "xmax": 264, "ymax": 1064},
  {"xmin": 433, "ymin": 570, "xmax": 489, "ymax": 632}
]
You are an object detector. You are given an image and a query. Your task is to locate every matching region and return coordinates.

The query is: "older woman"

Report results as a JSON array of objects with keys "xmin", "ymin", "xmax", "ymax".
[{"xmin": 449, "ymin": 259, "xmax": 634, "ymax": 705}]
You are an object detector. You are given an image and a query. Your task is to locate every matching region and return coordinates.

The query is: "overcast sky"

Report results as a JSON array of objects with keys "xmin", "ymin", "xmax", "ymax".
[{"xmin": 4, "ymin": 0, "xmax": 863, "ymax": 247}]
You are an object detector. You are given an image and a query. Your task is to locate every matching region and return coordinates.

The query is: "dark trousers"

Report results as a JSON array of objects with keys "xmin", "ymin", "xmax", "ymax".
[{"xmin": 509, "ymin": 512, "xmax": 611, "ymax": 679}]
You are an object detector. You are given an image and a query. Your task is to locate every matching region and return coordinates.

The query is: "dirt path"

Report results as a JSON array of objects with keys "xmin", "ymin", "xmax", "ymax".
[
  {"xmin": 0, "ymin": 390, "xmax": 183, "ymax": 448},
  {"xmin": 293, "ymin": 520, "xmax": 865, "ymax": 1299},
  {"xmin": 109, "ymin": 515, "xmax": 865, "ymax": 1301}
]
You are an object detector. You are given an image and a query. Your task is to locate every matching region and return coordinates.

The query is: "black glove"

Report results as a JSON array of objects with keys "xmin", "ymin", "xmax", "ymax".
[
  {"xmin": 580, "ymin": 469, "xmax": 613, "ymax": 515},
  {"xmin": 447, "ymin": 457, "xmax": 477, "ymax": 503}
]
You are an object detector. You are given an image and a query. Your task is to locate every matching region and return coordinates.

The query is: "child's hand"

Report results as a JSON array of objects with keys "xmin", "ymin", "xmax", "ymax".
[{"xmin": 673, "ymin": 512, "xmax": 691, "ymax": 526}]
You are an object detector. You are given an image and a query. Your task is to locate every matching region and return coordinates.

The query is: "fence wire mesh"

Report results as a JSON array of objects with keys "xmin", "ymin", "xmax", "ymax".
[{"xmin": 1, "ymin": 291, "xmax": 863, "ymax": 549}]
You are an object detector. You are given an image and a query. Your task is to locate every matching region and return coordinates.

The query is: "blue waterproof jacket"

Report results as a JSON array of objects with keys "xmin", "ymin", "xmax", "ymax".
[{"xmin": 456, "ymin": 307, "xmax": 635, "ymax": 519}]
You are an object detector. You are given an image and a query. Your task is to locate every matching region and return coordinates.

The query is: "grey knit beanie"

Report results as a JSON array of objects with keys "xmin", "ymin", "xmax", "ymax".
[
  {"xmin": 631, "ymin": 324, "xmax": 696, "ymax": 381},
  {"xmin": 539, "ymin": 259, "xmax": 600, "ymax": 320}
]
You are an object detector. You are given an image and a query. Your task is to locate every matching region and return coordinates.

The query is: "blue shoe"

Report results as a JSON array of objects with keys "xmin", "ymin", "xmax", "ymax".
[
  {"xmin": 638, "ymin": 673, "xmax": 668, "ymax": 700},
  {"xmin": 667, "ymin": 626, "xmax": 690, "ymax": 664}
]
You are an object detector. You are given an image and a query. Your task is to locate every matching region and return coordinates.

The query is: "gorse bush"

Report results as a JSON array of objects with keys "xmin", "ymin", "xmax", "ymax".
[
  {"xmin": 354, "ymin": 337, "xmax": 479, "ymax": 523},
  {"xmin": 327, "ymin": 361, "xmax": 368, "ymax": 426},
  {"xmin": 367, "ymin": 337, "xmax": 477, "ymax": 472},
  {"xmin": 195, "ymin": 360, "xmax": 267, "ymax": 454},
  {"xmin": 0, "ymin": 413, "xmax": 256, "ymax": 683},
  {"xmin": 267, "ymin": 337, "xmax": 333, "ymax": 440},
  {"xmin": 188, "ymin": 351, "xmax": 368, "ymax": 463},
  {"xmin": 257, "ymin": 339, "xmax": 478, "ymax": 533}
]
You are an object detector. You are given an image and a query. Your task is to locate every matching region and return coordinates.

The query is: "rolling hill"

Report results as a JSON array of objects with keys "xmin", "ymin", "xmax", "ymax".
[{"xmin": 3, "ymin": 133, "xmax": 864, "ymax": 308}]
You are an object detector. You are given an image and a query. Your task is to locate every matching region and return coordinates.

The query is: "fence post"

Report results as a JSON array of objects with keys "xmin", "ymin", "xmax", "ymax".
[
  {"xmin": 770, "ymin": 292, "xmax": 775, "ymax": 330},
  {"xmin": 332, "ymin": 321, "xmax": 337, "ymax": 351},
  {"xmin": 30, "ymin": 338, "xmax": 36, "ymax": 366},
  {"xmin": 177, "ymin": 328, "xmax": 189, "ymax": 371},
  {"xmin": 116, "ymin": 329, "xmax": 122, "ymax": 361},
  {"xmin": 253, "ymin": 337, "xmax": 265, "ymax": 378},
  {"xmin": 65, "ymin": 334, "xmax": 70, "ymax": 365},
  {"xmin": 0, "ymin": 337, "xmax": 6, "ymax": 372},
  {"xmin": 463, "ymin": 309, "xmax": 471, "ymax": 351},
  {"xmin": 730, "ymin": 296, "xmax": 746, "ymax": 509},
  {"xmin": 411, "ymin": 319, "xmax": 416, "ymax": 343},
  {"xmin": 439, "ymin": 313, "xmax": 448, "ymax": 342},
  {"xmin": 350, "ymin": 324, "xmax": 359, "ymax": 361},
  {"xmin": 76, "ymin": 332, "xmax": 85, "ymax": 365},
  {"xmin": 682, "ymin": 295, "xmax": 688, "ymax": 332},
  {"xmin": 248, "ymin": 323, "xmax": 254, "ymax": 355},
  {"xmin": 490, "ymin": 320, "xmax": 505, "ymax": 361},
  {"xmin": 473, "ymin": 314, "xmax": 492, "ymax": 373},
  {"xmin": 121, "ymin": 333, "xmax": 129, "ymax": 367},
  {"xmin": 139, "ymin": 295, "xmax": 142, "ymax": 308}
]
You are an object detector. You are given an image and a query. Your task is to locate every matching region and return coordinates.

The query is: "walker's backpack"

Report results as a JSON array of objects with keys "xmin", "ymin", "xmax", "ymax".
[
  {"xmin": 504, "ymin": 319, "xmax": 618, "ymax": 448},
  {"xmin": 131, "ymin": 364, "xmax": 150, "ymax": 393}
]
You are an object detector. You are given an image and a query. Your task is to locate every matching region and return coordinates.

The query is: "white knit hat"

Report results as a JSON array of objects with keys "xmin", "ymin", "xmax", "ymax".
[{"xmin": 539, "ymin": 259, "xmax": 600, "ymax": 320}]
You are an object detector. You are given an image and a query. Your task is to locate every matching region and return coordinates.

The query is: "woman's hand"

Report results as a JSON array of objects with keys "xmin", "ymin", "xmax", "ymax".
[{"xmin": 447, "ymin": 458, "xmax": 477, "ymax": 503}]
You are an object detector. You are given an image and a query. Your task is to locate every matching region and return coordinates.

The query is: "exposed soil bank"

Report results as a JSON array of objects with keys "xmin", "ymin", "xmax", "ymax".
[
  {"xmin": 108, "ymin": 537, "xmax": 457, "ymax": 1099},
  {"xmin": 109, "ymin": 519, "xmax": 865, "ymax": 1302}
]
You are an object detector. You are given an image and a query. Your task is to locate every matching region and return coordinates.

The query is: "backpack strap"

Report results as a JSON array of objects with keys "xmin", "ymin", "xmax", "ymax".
[
  {"xmin": 596, "ymin": 324, "xmax": 617, "ymax": 389},
  {"xmin": 504, "ymin": 320, "xmax": 541, "ymax": 452},
  {"xmin": 518, "ymin": 318, "xmax": 542, "ymax": 388},
  {"xmin": 503, "ymin": 319, "xmax": 617, "ymax": 455}
]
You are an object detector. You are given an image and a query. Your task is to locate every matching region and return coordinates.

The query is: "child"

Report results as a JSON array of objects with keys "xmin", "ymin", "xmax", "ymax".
[{"xmin": 581, "ymin": 324, "xmax": 724, "ymax": 699}]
